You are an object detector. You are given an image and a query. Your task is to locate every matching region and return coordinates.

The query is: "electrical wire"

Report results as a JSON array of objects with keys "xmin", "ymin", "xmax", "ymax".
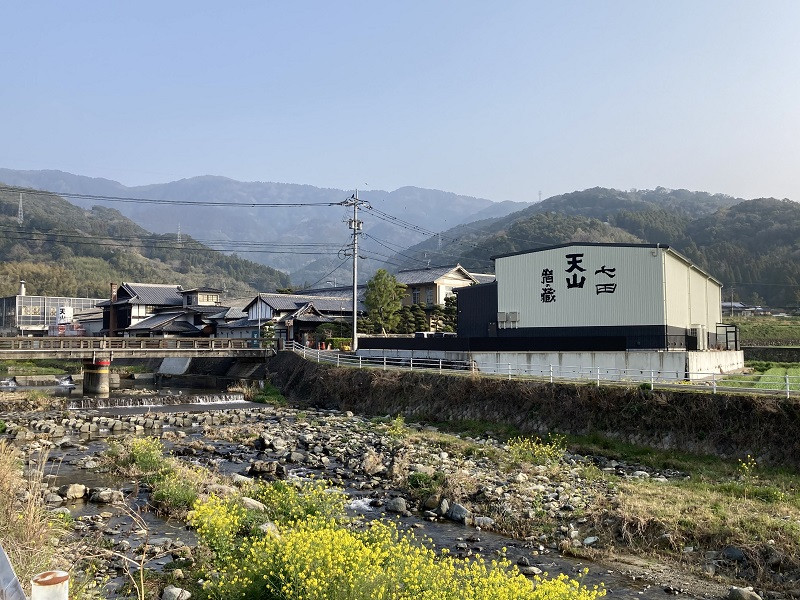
[{"xmin": 1, "ymin": 185, "xmax": 340, "ymax": 208}]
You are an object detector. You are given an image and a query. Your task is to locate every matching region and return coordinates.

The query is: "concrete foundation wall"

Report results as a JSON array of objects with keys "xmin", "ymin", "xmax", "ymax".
[
  {"xmin": 357, "ymin": 348, "xmax": 744, "ymax": 381},
  {"xmin": 687, "ymin": 350, "xmax": 745, "ymax": 377}
]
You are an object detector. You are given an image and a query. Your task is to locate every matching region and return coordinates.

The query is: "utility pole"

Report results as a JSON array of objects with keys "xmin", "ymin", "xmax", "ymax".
[{"xmin": 340, "ymin": 191, "xmax": 369, "ymax": 351}]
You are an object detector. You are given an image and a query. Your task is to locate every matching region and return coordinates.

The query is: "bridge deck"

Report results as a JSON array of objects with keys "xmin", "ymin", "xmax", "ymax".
[{"xmin": 0, "ymin": 337, "xmax": 270, "ymax": 360}]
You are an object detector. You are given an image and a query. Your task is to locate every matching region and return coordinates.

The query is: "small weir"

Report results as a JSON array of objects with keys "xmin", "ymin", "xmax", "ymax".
[{"xmin": 68, "ymin": 392, "xmax": 247, "ymax": 410}]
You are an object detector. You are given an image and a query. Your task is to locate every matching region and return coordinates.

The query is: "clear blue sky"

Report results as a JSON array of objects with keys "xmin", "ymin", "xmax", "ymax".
[{"xmin": 2, "ymin": 1, "xmax": 799, "ymax": 203}]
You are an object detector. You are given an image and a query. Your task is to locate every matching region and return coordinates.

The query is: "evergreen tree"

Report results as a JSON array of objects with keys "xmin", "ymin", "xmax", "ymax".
[{"xmin": 364, "ymin": 269, "xmax": 407, "ymax": 334}]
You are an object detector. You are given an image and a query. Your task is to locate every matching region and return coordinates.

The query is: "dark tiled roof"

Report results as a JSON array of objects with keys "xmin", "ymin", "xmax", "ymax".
[
  {"xmin": 471, "ymin": 273, "xmax": 496, "ymax": 284},
  {"xmin": 218, "ymin": 317, "xmax": 258, "ymax": 329},
  {"xmin": 120, "ymin": 283, "xmax": 183, "ymax": 306},
  {"xmin": 179, "ymin": 287, "xmax": 224, "ymax": 294},
  {"xmin": 126, "ymin": 312, "xmax": 183, "ymax": 330},
  {"xmin": 250, "ymin": 293, "xmax": 363, "ymax": 313}
]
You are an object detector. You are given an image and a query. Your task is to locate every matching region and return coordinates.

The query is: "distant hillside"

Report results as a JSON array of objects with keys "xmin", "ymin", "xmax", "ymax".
[
  {"xmin": 0, "ymin": 170, "xmax": 533, "ymax": 285},
  {"xmin": 0, "ymin": 186, "xmax": 290, "ymax": 297},
  {"xmin": 394, "ymin": 188, "xmax": 800, "ymax": 308}
]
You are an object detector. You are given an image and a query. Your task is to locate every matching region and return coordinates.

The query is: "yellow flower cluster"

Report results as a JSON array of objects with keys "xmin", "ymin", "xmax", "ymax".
[
  {"xmin": 507, "ymin": 435, "xmax": 566, "ymax": 465},
  {"xmin": 189, "ymin": 494, "xmax": 246, "ymax": 560},
  {"xmin": 193, "ymin": 487, "xmax": 606, "ymax": 600}
]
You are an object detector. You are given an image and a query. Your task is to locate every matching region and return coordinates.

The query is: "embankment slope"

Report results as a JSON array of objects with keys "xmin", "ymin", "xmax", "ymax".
[{"xmin": 267, "ymin": 352, "xmax": 800, "ymax": 468}]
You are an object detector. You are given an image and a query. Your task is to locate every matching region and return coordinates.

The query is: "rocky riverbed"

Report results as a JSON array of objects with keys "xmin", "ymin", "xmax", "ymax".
[{"xmin": 0, "ymin": 398, "xmax": 768, "ymax": 600}]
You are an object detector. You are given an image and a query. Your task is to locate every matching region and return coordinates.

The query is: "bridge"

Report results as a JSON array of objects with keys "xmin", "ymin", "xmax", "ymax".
[
  {"xmin": 0, "ymin": 337, "xmax": 271, "ymax": 395},
  {"xmin": 0, "ymin": 336, "xmax": 270, "ymax": 360}
]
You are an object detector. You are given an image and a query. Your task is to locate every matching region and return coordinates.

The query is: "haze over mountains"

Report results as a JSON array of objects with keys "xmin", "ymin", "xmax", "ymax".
[
  {"xmin": 0, "ymin": 169, "xmax": 798, "ymax": 309},
  {"xmin": 0, "ymin": 169, "xmax": 531, "ymax": 285}
]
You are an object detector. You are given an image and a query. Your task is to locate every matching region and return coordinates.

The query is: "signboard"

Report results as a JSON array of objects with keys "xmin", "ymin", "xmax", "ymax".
[{"xmin": 57, "ymin": 306, "xmax": 74, "ymax": 325}]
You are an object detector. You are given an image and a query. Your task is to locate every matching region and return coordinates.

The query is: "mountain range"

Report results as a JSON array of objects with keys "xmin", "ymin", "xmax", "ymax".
[
  {"xmin": 0, "ymin": 169, "xmax": 531, "ymax": 285},
  {"xmin": 0, "ymin": 169, "xmax": 798, "ymax": 309}
]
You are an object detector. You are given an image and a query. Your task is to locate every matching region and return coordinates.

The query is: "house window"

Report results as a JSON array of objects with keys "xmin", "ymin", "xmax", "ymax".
[
  {"xmin": 425, "ymin": 289, "xmax": 434, "ymax": 305},
  {"xmin": 412, "ymin": 288, "xmax": 420, "ymax": 304}
]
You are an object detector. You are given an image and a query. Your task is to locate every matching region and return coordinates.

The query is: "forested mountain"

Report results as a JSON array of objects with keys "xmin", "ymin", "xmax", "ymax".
[
  {"xmin": 0, "ymin": 170, "xmax": 532, "ymax": 285},
  {"xmin": 0, "ymin": 186, "xmax": 290, "ymax": 297},
  {"xmin": 394, "ymin": 188, "xmax": 800, "ymax": 308}
]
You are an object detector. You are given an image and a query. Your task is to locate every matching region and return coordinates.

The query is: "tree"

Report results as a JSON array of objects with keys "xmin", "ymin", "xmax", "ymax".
[
  {"xmin": 364, "ymin": 269, "xmax": 407, "ymax": 334},
  {"xmin": 411, "ymin": 304, "xmax": 429, "ymax": 332},
  {"xmin": 440, "ymin": 294, "xmax": 458, "ymax": 332}
]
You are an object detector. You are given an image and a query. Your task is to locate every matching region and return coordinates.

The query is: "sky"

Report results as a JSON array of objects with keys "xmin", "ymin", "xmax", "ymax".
[{"xmin": 2, "ymin": 1, "xmax": 800, "ymax": 203}]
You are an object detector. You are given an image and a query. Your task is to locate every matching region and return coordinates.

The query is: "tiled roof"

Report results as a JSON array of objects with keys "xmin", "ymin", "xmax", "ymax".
[
  {"xmin": 470, "ymin": 273, "xmax": 496, "ymax": 284},
  {"xmin": 120, "ymin": 283, "xmax": 183, "ymax": 306},
  {"xmin": 251, "ymin": 293, "xmax": 363, "ymax": 313},
  {"xmin": 394, "ymin": 265, "xmax": 475, "ymax": 286},
  {"xmin": 218, "ymin": 317, "xmax": 258, "ymax": 329},
  {"xmin": 126, "ymin": 312, "xmax": 183, "ymax": 330},
  {"xmin": 302, "ymin": 287, "xmax": 366, "ymax": 303}
]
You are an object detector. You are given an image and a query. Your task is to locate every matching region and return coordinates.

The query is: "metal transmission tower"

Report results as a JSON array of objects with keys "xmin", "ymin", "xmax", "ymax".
[
  {"xmin": 17, "ymin": 193, "xmax": 23, "ymax": 225},
  {"xmin": 339, "ymin": 191, "xmax": 370, "ymax": 351}
]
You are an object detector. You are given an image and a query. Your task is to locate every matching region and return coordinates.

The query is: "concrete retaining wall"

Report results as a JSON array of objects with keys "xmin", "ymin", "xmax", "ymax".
[
  {"xmin": 743, "ymin": 347, "xmax": 800, "ymax": 363},
  {"xmin": 357, "ymin": 348, "xmax": 744, "ymax": 381}
]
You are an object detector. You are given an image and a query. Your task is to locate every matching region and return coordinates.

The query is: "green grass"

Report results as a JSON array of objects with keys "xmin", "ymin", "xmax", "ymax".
[
  {"xmin": 253, "ymin": 382, "xmax": 287, "ymax": 406},
  {"xmin": 0, "ymin": 360, "xmax": 70, "ymax": 376},
  {"xmin": 728, "ymin": 315, "xmax": 800, "ymax": 345},
  {"xmin": 723, "ymin": 366, "xmax": 800, "ymax": 391}
]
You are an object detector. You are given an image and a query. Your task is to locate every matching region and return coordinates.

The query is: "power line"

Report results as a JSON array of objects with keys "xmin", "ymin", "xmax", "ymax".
[
  {"xmin": 0, "ymin": 185, "xmax": 339, "ymax": 208},
  {"xmin": 297, "ymin": 258, "xmax": 351, "ymax": 292}
]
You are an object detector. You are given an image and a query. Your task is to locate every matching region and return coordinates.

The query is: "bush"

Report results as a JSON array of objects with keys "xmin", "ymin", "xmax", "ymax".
[
  {"xmin": 250, "ymin": 480, "xmax": 348, "ymax": 525},
  {"xmin": 0, "ymin": 420, "xmax": 5, "ymax": 434},
  {"xmin": 106, "ymin": 437, "xmax": 169, "ymax": 481},
  {"xmin": 152, "ymin": 469, "xmax": 200, "ymax": 514},
  {"xmin": 508, "ymin": 435, "xmax": 566, "ymax": 465}
]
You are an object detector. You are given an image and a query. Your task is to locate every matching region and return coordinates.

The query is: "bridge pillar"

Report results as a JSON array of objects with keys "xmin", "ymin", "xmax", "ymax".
[{"xmin": 82, "ymin": 358, "xmax": 111, "ymax": 396}]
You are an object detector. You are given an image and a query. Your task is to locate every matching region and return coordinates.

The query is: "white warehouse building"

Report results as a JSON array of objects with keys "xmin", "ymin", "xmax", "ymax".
[
  {"xmin": 494, "ymin": 242, "xmax": 725, "ymax": 351},
  {"xmin": 450, "ymin": 242, "xmax": 744, "ymax": 379}
]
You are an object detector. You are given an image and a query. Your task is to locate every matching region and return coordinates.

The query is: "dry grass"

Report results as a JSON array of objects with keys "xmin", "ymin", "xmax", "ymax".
[
  {"xmin": 0, "ymin": 390, "xmax": 65, "ymax": 412},
  {"xmin": 0, "ymin": 442, "xmax": 65, "ymax": 593},
  {"xmin": 605, "ymin": 478, "xmax": 800, "ymax": 580}
]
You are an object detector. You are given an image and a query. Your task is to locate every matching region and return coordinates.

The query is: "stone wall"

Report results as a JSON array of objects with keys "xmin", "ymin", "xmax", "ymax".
[
  {"xmin": 743, "ymin": 346, "xmax": 800, "ymax": 363},
  {"xmin": 266, "ymin": 351, "xmax": 800, "ymax": 469}
]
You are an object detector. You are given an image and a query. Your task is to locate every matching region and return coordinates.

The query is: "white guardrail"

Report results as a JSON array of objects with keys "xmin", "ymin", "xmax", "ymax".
[{"xmin": 287, "ymin": 342, "xmax": 800, "ymax": 399}]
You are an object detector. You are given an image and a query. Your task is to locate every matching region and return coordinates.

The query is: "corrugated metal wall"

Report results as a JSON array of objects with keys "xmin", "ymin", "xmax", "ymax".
[
  {"xmin": 456, "ymin": 282, "xmax": 497, "ymax": 338},
  {"xmin": 496, "ymin": 245, "xmax": 665, "ymax": 329},
  {"xmin": 663, "ymin": 252, "xmax": 723, "ymax": 331}
]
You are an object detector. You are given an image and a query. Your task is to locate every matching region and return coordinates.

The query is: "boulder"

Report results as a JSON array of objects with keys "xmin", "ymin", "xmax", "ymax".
[
  {"xmin": 59, "ymin": 483, "xmax": 87, "ymax": 500},
  {"xmin": 385, "ymin": 497, "xmax": 407, "ymax": 513},
  {"xmin": 162, "ymin": 585, "xmax": 191, "ymax": 600},
  {"xmin": 445, "ymin": 502, "xmax": 472, "ymax": 524}
]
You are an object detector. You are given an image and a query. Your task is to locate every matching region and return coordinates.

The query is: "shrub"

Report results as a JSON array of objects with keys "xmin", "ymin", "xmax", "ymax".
[
  {"xmin": 508, "ymin": 434, "xmax": 566, "ymax": 465},
  {"xmin": 152, "ymin": 470, "xmax": 200, "ymax": 514},
  {"xmin": 106, "ymin": 437, "xmax": 170, "ymax": 481},
  {"xmin": 0, "ymin": 420, "xmax": 5, "ymax": 434},
  {"xmin": 250, "ymin": 480, "xmax": 348, "ymax": 525}
]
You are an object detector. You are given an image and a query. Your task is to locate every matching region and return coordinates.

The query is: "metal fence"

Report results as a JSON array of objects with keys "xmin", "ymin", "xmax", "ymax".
[{"xmin": 287, "ymin": 342, "xmax": 800, "ymax": 399}]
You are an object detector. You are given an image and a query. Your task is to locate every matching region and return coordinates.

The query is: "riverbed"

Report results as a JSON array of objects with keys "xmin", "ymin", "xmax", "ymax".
[{"xmin": 2, "ymin": 385, "xmax": 731, "ymax": 599}]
